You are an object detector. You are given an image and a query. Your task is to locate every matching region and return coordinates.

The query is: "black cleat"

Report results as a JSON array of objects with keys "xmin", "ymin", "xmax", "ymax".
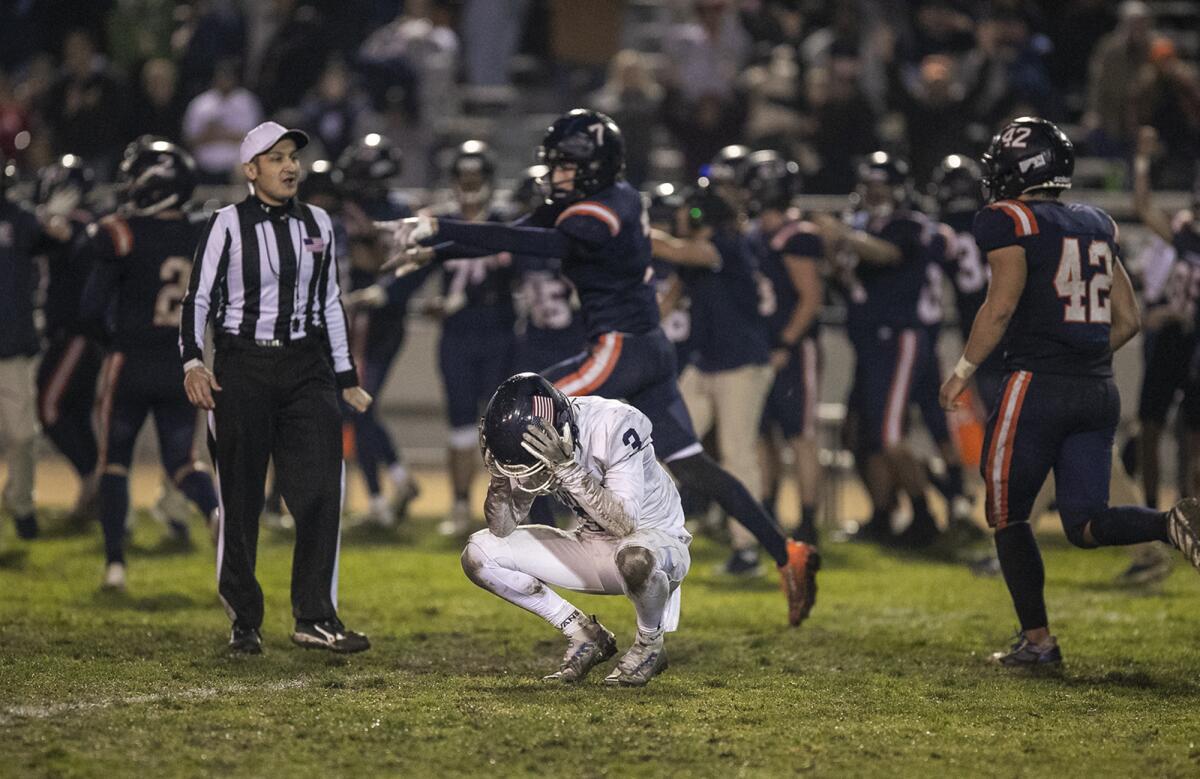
[
  {"xmin": 291, "ymin": 618, "xmax": 371, "ymax": 653},
  {"xmin": 989, "ymin": 632, "xmax": 1062, "ymax": 669},
  {"xmin": 229, "ymin": 625, "xmax": 263, "ymax": 654}
]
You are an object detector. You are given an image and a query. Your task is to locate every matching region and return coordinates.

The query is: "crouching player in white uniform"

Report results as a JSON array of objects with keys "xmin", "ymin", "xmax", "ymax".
[{"xmin": 461, "ymin": 373, "xmax": 691, "ymax": 686}]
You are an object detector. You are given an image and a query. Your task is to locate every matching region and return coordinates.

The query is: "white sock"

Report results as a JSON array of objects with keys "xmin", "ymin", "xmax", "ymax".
[
  {"xmin": 388, "ymin": 462, "xmax": 410, "ymax": 487},
  {"xmin": 463, "ymin": 539, "xmax": 582, "ymax": 633},
  {"xmin": 627, "ymin": 569, "xmax": 669, "ymax": 643}
]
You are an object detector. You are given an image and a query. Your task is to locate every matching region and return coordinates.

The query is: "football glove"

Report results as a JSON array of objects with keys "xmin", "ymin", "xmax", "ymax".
[{"xmin": 521, "ymin": 420, "xmax": 576, "ymax": 472}]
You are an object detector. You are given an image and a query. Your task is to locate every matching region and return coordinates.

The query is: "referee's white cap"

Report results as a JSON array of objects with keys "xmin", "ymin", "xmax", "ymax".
[{"xmin": 240, "ymin": 121, "xmax": 309, "ymax": 165}]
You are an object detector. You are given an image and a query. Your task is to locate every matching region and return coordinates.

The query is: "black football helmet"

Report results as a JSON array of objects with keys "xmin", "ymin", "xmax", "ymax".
[
  {"xmin": 740, "ymin": 149, "xmax": 801, "ymax": 216},
  {"xmin": 479, "ymin": 373, "xmax": 578, "ymax": 495},
  {"xmin": 451, "ymin": 140, "xmax": 496, "ymax": 208},
  {"xmin": 337, "ymin": 133, "xmax": 403, "ymax": 200},
  {"xmin": 645, "ymin": 182, "xmax": 686, "ymax": 229},
  {"xmin": 35, "ymin": 154, "xmax": 95, "ymax": 214},
  {"xmin": 980, "ymin": 116, "xmax": 1073, "ymax": 203},
  {"xmin": 299, "ymin": 159, "xmax": 344, "ymax": 206},
  {"xmin": 118, "ymin": 136, "xmax": 197, "ymax": 215},
  {"xmin": 513, "ymin": 164, "xmax": 550, "ymax": 214},
  {"xmin": 856, "ymin": 151, "xmax": 912, "ymax": 213},
  {"xmin": 704, "ymin": 145, "xmax": 752, "ymax": 185},
  {"xmin": 930, "ymin": 154, "xmax": 984, "ymax": 218},
  {"xmin": 685, "ymin": 179, "xmax": 738, "ymax": 232},
  {"xmin": 538, "ymin": 109, "xmax": 625, "ymax": 203}
]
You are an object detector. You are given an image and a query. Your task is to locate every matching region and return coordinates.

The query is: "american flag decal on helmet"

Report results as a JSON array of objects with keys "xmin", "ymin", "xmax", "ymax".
[{"xmin": 532, "ymin": 395, "xmax": 555, "ymax": 423}]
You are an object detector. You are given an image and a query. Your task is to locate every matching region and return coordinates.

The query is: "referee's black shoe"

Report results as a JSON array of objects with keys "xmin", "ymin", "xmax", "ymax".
[
  {"xmin": 229, "ymin": 625, "xmax": 263, "ymax": 655},
  {"xmin": 291, "ymin": 618, "xmax": 371, "ymax": 653}
]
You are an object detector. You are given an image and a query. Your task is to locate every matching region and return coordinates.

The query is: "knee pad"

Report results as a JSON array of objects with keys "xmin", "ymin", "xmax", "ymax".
[
  {"xmin": 1058, "ymin": 506, "xmax": 1099, "ymax": 549},
  {"xmin": 616, "ymin": 546, "xmax": 656, "ymax": 591}
]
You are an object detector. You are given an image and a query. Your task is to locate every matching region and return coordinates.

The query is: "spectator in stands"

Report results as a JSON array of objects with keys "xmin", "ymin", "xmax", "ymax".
[
  {"xmin": 799, "ymin": 59, "xmax": 877, "ymax": 194},
  {"xmin": 663, "ymin": 0, "xmax": 751, "ymax": 175},
  {"xmin": 129, "ymin": 57, "xmax": 186, "ymax": 143},
  {"xmin": 0, "ymin": 71, "xmax": 31, "ymax": 160},
  {"xmin": 300, "ymin": 58, "xmax": 368, "ymax": 163},
  {"xmin": 41, "ymin": 29, "xmax": 130, "ymax": 177},
  {"xmin": 958, "ymin": 8, "xmax": 1057, "ymax": 126},
  {"xmin": 182, "ymin": 58, "xmax": 262, "ymax": 184},
  {"xmin": 905, "ymin": 0, "xmax": 977, "ymax": 61},
  {"xmin": 255, "ymin": 0, "xmax": 329, "ymax": 114},
  {"xmin": 357, "ymin": 0, "xmax": 459, "ymax": 124},
  {"xmin": 889, "ymin": 54, "xmax": 971, "ymax": 184},
  {"xmin": 1044, "ymin": 0, "xmax": 1117, "ymax": 117},
  {"xmin": 1133, "ymin": 38, "xmax": 1200, "ymax": 187},
  {"xmin": 589, "ymin": 50, "xmax": 662, "ymax": 188},
  {"xmin": 799, "ymin": 3, "xmax": 888, "ymax": 113},
  {"xmin": 1083, "ymin": 0, "xmax": 1153, "ymax": 157},
  {"xmin": 460, "ymin": 0, "xmax": 529, "ymax": 108},
  {"xmin": 174, "ymin": 0, "xmax": 247, "ymax": 100},
  {"xmin": 741, "ymin": 45, "xmax": 803, "ymax": 157}
]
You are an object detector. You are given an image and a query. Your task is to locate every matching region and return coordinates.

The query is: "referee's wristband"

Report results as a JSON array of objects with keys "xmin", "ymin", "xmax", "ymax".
[{"xmin": 953, "ymin": 356, "xmax": 977, "ymax": 380}]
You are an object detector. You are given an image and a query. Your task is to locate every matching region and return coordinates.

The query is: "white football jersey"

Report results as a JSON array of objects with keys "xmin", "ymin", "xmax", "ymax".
[{"xmin": 555, "ymin": 396, "xmax": 690, "ymax": 541}]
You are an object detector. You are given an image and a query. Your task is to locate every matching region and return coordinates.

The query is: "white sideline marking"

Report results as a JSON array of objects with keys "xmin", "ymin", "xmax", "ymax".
[{"xmin": 1, "ymin": 677, "xmax": 328, "ymax": 725}]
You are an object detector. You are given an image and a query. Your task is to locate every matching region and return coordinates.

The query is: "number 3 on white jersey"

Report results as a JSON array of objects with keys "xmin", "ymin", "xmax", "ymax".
[{"xmin": 1054, "ymin": 238, "xmax": 1113, "ymax": 324}]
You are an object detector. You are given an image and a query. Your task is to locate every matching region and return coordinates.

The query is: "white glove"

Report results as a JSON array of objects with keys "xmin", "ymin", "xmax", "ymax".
[{"xmin": 521, "ymin": 420, "xmax": 576, "ymax": 473}]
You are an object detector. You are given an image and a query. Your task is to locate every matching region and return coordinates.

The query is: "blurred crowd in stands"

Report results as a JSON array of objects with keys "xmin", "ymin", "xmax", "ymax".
[{"xmin": 1, "ymin": 0, "xmax": 1198, "ymax": 192}]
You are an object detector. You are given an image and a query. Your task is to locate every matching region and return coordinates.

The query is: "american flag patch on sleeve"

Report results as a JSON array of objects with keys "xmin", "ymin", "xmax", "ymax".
[{"xmin": 532, "ymin": 395, "xmax": 555, "ymax": 423}]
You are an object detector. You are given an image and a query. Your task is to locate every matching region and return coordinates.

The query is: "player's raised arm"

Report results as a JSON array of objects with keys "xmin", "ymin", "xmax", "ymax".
[{"xmin": 650, "ymin": 227, "xmax": 720, "ymax": 268}]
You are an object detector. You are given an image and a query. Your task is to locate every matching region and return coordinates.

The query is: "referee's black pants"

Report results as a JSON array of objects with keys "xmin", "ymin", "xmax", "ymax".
[{"xmin": 209, "ymin": 335, "xmax": 344, "ymax": 629}]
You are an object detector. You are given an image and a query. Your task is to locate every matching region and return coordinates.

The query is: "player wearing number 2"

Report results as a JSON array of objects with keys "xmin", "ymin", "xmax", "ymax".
[
  {"xmin": 79, "ymin": 137, "xmax": 220, "ymax": 590},
  {"xmin": 939, "ymin": 117, "xmax": 1200, "ymax": 667}
]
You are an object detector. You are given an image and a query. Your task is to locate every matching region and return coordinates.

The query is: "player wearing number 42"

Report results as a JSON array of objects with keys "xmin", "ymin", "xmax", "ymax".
[
  {"xmin": 938, "ymin": 117, "xmax": 1200, "ymax": 668},
  {"xmin": 77, "ymin": 136, "xmax": 221, "ymax": 590}
]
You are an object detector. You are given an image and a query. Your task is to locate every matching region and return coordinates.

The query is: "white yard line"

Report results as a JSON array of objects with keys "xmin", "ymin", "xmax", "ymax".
[{"xmin": 0, "ymin": 675, "xmax": 356, "ymax": 725}]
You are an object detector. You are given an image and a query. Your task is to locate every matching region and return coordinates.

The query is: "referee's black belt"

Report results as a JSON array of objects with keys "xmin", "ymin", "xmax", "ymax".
[{"xmin": 216, "ymin": 332, "xmax": 311, "ymax": 350}]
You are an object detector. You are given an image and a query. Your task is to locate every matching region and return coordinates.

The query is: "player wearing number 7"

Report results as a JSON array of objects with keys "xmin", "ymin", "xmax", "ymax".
[
  {"xmin": 939, "ymin": 117, "xmax": 1200, "ymax": 668},
  {"xmin": 77, "ymin": 137, "xmax": 220, "ymax": 590}
]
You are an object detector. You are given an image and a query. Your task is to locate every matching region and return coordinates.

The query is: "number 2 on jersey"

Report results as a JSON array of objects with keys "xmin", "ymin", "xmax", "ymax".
[
  {"xmin": 1054, "ymin": 238, "xmax": 1112, "ymax": 324},
  {"xmin": 154, "ymin": 256, "xmax": 192, "ymax": 327}
]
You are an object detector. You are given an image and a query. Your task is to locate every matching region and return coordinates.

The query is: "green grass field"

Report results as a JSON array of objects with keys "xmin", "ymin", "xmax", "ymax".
[{"xmin": 3, "ymin": 511, "xmax": 1200, "ymax": 778}]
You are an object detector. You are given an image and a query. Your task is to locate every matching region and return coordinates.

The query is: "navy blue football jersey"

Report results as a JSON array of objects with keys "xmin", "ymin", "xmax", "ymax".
[
  {"xmin": 748, "ymin": 218, "xmax": 824, "ymax": 346},
  {"xmin": 515, "ymin": 256, "xmax": 585, "ymax": 343},
  {"xmin": 1162, "ymin": 211, "xmax": 1200, "ymax": 327},
  {"xmin": 81, "ymin": 213, "xmax": 202, "ymax": 354},
  {"xmin": 40, "ymin": 212, "xmax": 96, "ymax": 340},
  {"xmin": 436, "ymin": 206, "xmax": 516, "ymax": 335},
  {"xmin": 973, "ymin": 198, "xmax": 1121, "ymax": 377},
  {"xmin": 531, "ymin": 181, "xmax": 659, "ymax": 339},
  {"xmin": 847, "ymin": 210, "xmax": 936, "ymax": 330},
  {"xmin": 0, "ymin": 201, "xmax": 42, "ymax": 358},
  {"xmin": 934, "ymin": 215, "xmax": 989, "ymax": 339},
  {"xmin": 683, "ymin": 228, "xmax": 771, "ymax": 372}
]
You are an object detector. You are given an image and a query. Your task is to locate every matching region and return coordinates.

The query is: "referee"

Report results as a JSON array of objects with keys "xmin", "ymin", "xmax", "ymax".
[{"xmin": 180, "ymin": 121, "xmax": 372, "ymax": 655}]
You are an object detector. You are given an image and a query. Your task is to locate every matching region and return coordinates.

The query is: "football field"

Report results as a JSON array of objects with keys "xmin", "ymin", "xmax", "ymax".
[{"xmin": 3, "ymin": 464, "xmax": 1200, "ymax": 778}]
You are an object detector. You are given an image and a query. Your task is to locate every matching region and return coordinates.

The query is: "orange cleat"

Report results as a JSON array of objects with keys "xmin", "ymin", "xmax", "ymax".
[{"xmin": 778, "ymin": 539, "xmax": 821, "ymax": 627}]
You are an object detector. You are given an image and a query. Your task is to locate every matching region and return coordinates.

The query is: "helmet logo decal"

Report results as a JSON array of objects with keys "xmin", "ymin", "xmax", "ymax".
[{"xmin": 1019, "ymin": 152, "xmax": 1049, "ymax": 173}]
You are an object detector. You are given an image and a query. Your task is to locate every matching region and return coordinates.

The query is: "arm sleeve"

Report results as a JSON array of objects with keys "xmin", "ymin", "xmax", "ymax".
[
  {"xmin": 435, "ymin": 218, "xmax": 574, "ymax": 259},
  {"xmin": 432, "ymin": 240, "xmax": 494, "ymax": 262},
  {"xmin": 179, "ymin": 210, "xmax": 230, "ymax": 365},
  {"xmin": 781, "ymin": 228, "xmax": 823, "ymax": 259},
  {"xmin": 482, "ymin": 476, "xmax": 536, "ymax": 537},
  {"xmin": 552, "ymin": 407, "xmax": 651, "ymax": 535},
  {"xmin": 317, "ymin": 214, "xmax": 359, "ymax": 388},
  {"xmin": 972, "ymin": 205, "xmax": 1022, "ymax": 253}
]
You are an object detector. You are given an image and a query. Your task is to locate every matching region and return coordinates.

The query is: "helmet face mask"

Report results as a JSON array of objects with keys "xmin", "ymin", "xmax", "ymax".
[
  {"xmin": 451, "ymin": 140, "xmax": 495, "ymax": 209},
  {"xmin": 856, "ymin": 151, "xmax": 911, "ymax": 216},
  {"xmin": 479, "ymin": 373, "xmax": 578, "ymax": 496},
  {"xmin": 538, "ymin": 109, "xmax": 625, "ymax": 203},
  {"xmin": 740, "ymin": 150, "xmax": 800, "ymax": 217},
  {"xmin": 336, "ymin": 133, "xmax": 402, "ymax": 201},
  {"xmin": 930, "ymin": 154, "xmax": 984, "ymax": 218},
  {"xmin": 980, "ymin": 117, "xmax": 1074, "ymax": 203}
]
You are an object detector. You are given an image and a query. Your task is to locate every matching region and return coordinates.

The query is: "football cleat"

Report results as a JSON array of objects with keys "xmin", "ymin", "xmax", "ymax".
[
  {"xmin": 778, "ymin": 540, "xmax": 820, "ymax": 627},
  {"xmin": 291, "ymin": 618, "xmax": 371, "ymax": 653},
  {"xmin": 368, "ymin": 494, "xmax": 397, "ymax": 528},
  {"xmin": 1166, "ymin": 498, "xmax": 1200, "ymax": 573},
  {"xmin": 102, "ymin": 561, "xmax": 127, "ymax": 591},
  {"xmin": 721, "ymin": 548, "xmax": 762, "ymax": 578},
  {"xmin": 543, "ymin": 617, "xmax": 617, "ymax": 683},
  {"xmin": 391, "ymin": 477, "xmax": 420, "ymax": 522},
  {"xmin": 1115, "ymin": 543, "xmax": 1174, "ymax": 586},
  {"xmin": 989, "ymin": 632, "xmax": 1062, "ymax": 668},
  {"xmin": 604, "ymin": 636, "xmax": 668, "ymax": 687},
  {"xmin": 229, "ymin": 624, "xmax": 263, "ymax": 655}
]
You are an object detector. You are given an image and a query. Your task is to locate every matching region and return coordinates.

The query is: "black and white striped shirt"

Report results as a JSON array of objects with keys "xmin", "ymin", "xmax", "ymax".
[{"xmin": 179, "ymin": 195, "xmax": 357, "ymax": 387}]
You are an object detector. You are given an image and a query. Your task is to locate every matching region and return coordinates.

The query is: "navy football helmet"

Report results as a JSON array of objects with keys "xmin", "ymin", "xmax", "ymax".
[
  {"xmin": 980, "ymin": 117, "xmax": 1073, "ymax": 203},
  {"xmin": 930, "ymin": 154, "xmax": 984, "ymax": 218},
  {"xmin": 451, "ymin": 140, "xmax": 496, "ymax": 208},
  {"xmin": 685, "ymin": 179, "xmax": 738, "ymax": 232},
  {"xmin": 538, "ymin": 109, "xmax": 625, "ymax": 203},
  {"xmin": 856, "ymin": 151, "xmax": 912, "ymax": 214},
  {"xmin": 35, "ymin": 154, "xmax": 95, "ymax": 214},
  {"xmin": 118, "ymin": 136, "xmax": 197, "ymax": 215},
  {"xmin": 513, "ymin": 164, "xmax": 550, "ymax": 214},
  {"xmin": 299, "ymin": 159, "xmax": 344, "ymax": 206},
  {"xmin": 479, "ymin": 373, "xmax": 578, "ymax": 495},
  {"xmin": 645, "ymin": 182, "xmax": 686, "ymax": 229},
  {"xmin": 740, "ymin": 149, "xmax": 801, "ymax": 216},
  {"xmin": 337, "ymin": 133, "xmax": 403, "ymax": 199}
]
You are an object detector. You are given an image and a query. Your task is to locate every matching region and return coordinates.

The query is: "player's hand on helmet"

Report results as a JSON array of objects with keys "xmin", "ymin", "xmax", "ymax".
[
  {"xmin": 184, "ymin": 364, "xmax": 222, "ymax": 410},
  {"xmin": 342, "ymin": 386, "xmax": 373, "ymax": 413},
  {"xmin": 521, "ymin": 419, "xmax": 576, "ymax": 471}
]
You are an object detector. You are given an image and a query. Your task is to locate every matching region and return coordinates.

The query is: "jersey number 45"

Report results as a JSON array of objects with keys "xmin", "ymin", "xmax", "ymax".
[{"xmin": 1054, "ymin": 238, "xmax": 1113, "ymax": 324}]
